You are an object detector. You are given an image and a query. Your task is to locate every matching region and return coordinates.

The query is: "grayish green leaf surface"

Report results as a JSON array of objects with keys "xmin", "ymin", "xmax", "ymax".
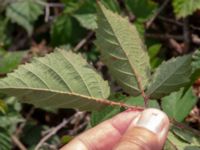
[
  {"xmin": 6, "ymin": 0, "xmax": 43, "ymax": 35},
  {"xmin": 146, "ymin": 55, "xmax": 192, "ymax": 99},
  {"xmin": 0, "ymin": 49, "xmax": 110, "ymax": 111},
  {"xmin": 95, "ymin": 3, "xmax": 151, "ymax": 95},
  {"xmin": 173, "ymin": 0, "xmax": 200, "ymax": 18},
  {"xmin": 162, "ymin": 88, "xmax": 197, "ymax": 122}
]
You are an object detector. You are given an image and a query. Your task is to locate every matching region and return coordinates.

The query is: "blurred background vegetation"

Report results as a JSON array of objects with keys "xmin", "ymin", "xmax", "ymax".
[{"xmin": 1, "ymin": 0, "xmax": 200, "ymax": 149}]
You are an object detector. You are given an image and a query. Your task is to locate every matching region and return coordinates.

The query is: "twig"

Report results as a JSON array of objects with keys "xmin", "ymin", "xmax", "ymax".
[
  {"xmin": 35, "ymin": 112, "xmax": 84, "ymax": 150},
  {"xmin": 158, "ymin": 16, "xmax": 200, "ymax": 31},
  {"xmin": 168, "ymin": 38, "xmax": 183, "ymax": 54},
  {"xmin": 44, "ymin": 4, "xmax": 50, "ymax": 22},
  {"xmin": 145, "ymin": 33, "xmax": 183, "ymax": 40},
  {"xmin": 95, "ymin": 98, "xmax": 144, "ymax": 111},
  {"xmin": 15, "ymin": 107, "xmax": 35, "ymax": 137},
  {"xmin": 183, "ymin": 18, "xmax": 190, "ymax": 52},
  {"xmin": 146, "ymin": 0, "xmax": 170, "ymax": 28},
  {"xmin": 69, "ymin": 120, "xmax": 89, "ymax": 135},
  {"xmin": 35, "ymin": 119, "xmax": 68, "ymax": 150},
  {"xmin": 35, "ymin": 0, "xmax": 65, "ymax": 22},
  {"xmin": 192, "ymin": 34, "xmax": 200, "ymax": 45},
  {"xmin": 11, "ymin": 135, "xmax": 27, "ymax": 150},
  {"xmin": 73, "ymin": 32, "xmax": 94, "ymax": 52},
  {"xmin": 146, "ymin": 33, "xmax": 200, "ymax": 46}
]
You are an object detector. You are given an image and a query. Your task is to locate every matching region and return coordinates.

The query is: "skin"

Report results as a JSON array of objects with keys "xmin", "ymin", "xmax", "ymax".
[{"xmin": 61, "ymin": 108, "xmax": 170, "ymax": 150}]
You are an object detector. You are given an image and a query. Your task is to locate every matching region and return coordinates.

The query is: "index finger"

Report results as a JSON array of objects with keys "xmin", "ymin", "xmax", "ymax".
[{"xmin": 60, "ymin": 110, "xmax": 141, "ymax": 150}]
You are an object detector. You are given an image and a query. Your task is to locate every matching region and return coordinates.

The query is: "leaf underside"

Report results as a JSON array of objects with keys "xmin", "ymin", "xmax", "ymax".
[
  {"xmin": 95, "ymin": 3, "xmax": 151, "ymax": 96},
  {"xmin": 146, "ymin": 55, "xmax": 192, "ymax": 99},
  {"xmin": 0, "ymin": 49, "xmax": 110, "ymax": 111}
]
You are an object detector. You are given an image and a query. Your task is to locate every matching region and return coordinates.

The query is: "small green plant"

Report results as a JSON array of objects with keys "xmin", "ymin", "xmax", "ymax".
[{"xmin": 0, "ymin": 2, "xmax": 200, "ymax": 149}]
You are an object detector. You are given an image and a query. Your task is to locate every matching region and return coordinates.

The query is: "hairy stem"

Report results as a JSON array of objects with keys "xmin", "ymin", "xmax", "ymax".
[{"xmin": 96, "ymin": 98, "xmax": 144, "ymax": 111}]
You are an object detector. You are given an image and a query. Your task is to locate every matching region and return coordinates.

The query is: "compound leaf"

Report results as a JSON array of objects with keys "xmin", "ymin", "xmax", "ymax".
[
  {"xmin": 95, "ymin": 2, "xmax": 151, "ymax": 95},
  {"xmin": 146, "ymin": 55, "xmax": 192, "ymax": 99},
  {"xmin": 0, "ymin": 49, "xmax": 110, "ymax": 111}
]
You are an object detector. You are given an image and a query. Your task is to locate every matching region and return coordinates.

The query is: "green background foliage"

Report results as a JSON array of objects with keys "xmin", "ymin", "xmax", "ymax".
[{"xmin": 0, "ymin": 0, "xmax": 200, "ymax": 149}]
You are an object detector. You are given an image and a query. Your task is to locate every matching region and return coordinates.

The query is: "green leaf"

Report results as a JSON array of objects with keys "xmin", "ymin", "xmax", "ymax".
[
  {"xmin": 0, "ymin": 127, "xmax": 11, "ymax": 150},
  {"xmin": 146, "ymin": 55, "xmax": 192, "ymax": 99},
  {"xmin": 173, "ymin": 0, "xmax": 200, "ymax": 18},
  {"xmin": 164, "ymin": 125, "xmax": 200, "ymax": 150},
  {"xmin": 124, "ymin": 0, "xmax": 157, "ymax": 35},
  {"xmin": 0, "ymin": 49, "xmax": 110, "ymax": 111},
  {"xmin": 90, "ymin": 93, "xmax": 126, "ymax": 127},
  {"xmin": 125, "ymin": 96, "xmax": 160, "ymax": 109},
  {"xmin": 100, "ymin": 0, "xmax": 120, "ymax": 13},
  {"xmin": 21, "ymin": 122, "xmax": 47, "ymax": 146},
  {"xmin": 6, "ymin": 0, "xmax": 43, "ymax": 35},
  {"xmin": 171, "ymin": 126, "xmax": 200, "ymax": 145},
  {"xmin": 164, "ymin": 139, "xmax": 177, "ymax": 150},
  {"xmin": 0, "ymin": 97, "xmax": 23, "ymax": 132},
  {"xmin": 51, "ymin": 15, "xmax": 72, "ymax": 46},
  {"xmin": 191, "ymin": 50, "xmax": 200, "ymax": 82},
  {"xmin": 73, "ymin": 14, "xmax": 97, "ymax": 30},
  {"xmin": 162, "ymin": 88, "xmax": 197, "ymax": 122},
  {"xmin": 50, "ymin": 15, "xmax": 86, "ymax": 46},
  {"xmin": 61, "ymin": 135, "xmax": 73, "ymax": 144},
  {"xmin": 0, "ymin": 51, "xmax": 25, "ymax": 74},
  {"xmin": 0, "ymin": 17, "xmax": 11, "ymax": 47},
  {"xmin": 0, "ymin": 99, "xmax": 7, "ymax": 114},
  {"xmin": 148, "ymin": 43, "xmax": 163, "ymax": 69},
  {"xmin": 95, "ymin": 2, "xmax": 151, "ymax": 95},
  {"xmin": 125, "ymin": 0, "xmax": 157, "ymax": 21}
]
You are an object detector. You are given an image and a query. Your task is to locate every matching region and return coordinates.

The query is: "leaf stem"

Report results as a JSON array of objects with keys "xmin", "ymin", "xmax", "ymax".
[
  {"xmin": 133, "ymin": 70, "xmax": 149, "ymax": 107},
  {"xmin": 96, "ymin": 98, "xmax": 144, "ymax": 111}
]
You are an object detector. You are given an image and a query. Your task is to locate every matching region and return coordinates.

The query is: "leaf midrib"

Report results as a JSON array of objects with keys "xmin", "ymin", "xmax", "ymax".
[{"xmin": 0, "ymin": 86, "xmax": 100, "ymax": 102}]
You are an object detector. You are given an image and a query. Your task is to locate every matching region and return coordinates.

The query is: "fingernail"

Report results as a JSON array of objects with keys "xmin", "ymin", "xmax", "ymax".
[{"xmin": 135, "ymin": 108, "xmax": 168, "ymax": 134}]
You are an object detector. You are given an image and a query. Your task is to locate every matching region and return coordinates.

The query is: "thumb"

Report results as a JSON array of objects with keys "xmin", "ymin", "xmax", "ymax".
[{"xmin": 114, "ymin": 109, "xmax": 170, "ymax": 150}]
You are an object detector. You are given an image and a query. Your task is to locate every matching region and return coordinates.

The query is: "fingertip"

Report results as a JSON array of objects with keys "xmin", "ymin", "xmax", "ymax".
[
  {"xmin": 114, "ymin": 108, "xmax": 170, "ymax": 150},
  {"xmin": 135, "ymin": 108, "xmax": 170, "ymax": 135},
  {"xmin": 109, "ymin": 109, "xmax": 141, "ymax": 134}
]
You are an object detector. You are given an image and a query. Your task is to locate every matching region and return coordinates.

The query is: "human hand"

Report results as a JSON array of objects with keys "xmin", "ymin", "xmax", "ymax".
[{"xmin": 61, "ymin": 108, "xmax": 170, "ymax": 150}]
